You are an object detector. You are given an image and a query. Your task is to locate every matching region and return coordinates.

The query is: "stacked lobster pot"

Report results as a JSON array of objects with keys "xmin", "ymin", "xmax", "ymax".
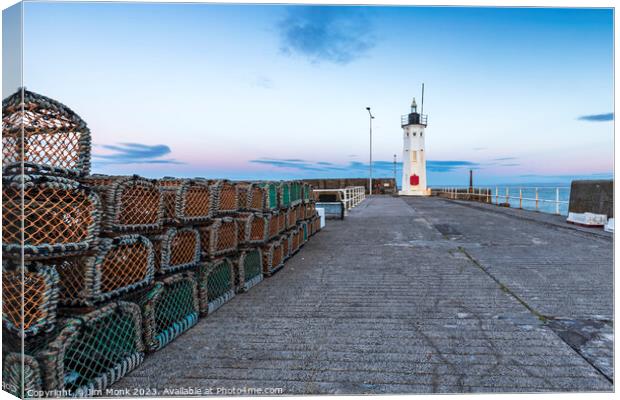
[
  {"xmin": 1, "ymin": 89, "xmax": 324, "ymax": 398},
  {"xmin": 234, "ymin": 182, "xmax": 269, "ymax": 292},
  {"xmin": 193, "ymin": 179, "xmax": 239, "ymax": 316},
  {"xmin": 1, "ymin": 89, "xmax": 148, "ymax": 398},
  {"xmin": 113, "ymin": 177, "xmax": 207, "ymax": 353}
]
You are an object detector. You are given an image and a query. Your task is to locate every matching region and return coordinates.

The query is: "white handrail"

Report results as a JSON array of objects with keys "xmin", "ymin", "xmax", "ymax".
[
  {"xmin": 313, "ymin": 186, "xmax": 366, "ymax": 211},
  {"xmin": 433, "ymin": 187, "xmax": 569, "ymax": 215}
]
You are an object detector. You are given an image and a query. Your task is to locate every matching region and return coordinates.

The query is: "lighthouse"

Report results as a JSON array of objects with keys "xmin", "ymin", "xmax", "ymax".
[{"xmin": 399, "ymin": 96, "xmax": 431, "ymax": 196}]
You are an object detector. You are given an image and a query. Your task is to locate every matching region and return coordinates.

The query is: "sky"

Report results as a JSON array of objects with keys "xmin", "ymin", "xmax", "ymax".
[{"xmin": 4, "ymin": 2, "xmax": 614, "ymax": 185}]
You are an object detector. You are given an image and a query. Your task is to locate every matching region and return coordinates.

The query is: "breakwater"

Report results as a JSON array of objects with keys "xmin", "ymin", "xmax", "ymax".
[{"xmin": 304, "ymin": 178, "xmax": 397, "ymax": 195}]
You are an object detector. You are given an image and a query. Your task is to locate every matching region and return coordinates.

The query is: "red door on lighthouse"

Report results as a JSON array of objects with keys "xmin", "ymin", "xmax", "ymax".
[{"xmin": 410, "ymin": 174, "xmax": 419, "ymax": 186}]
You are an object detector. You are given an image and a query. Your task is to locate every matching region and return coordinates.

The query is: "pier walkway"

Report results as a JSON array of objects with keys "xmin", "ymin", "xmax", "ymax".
[{"xmin": 113, "ymin": 196, "xmax": 613, "ymax": 394}]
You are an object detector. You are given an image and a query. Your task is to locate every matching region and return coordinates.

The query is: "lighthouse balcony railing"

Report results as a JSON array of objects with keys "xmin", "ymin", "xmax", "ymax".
[{"xmin": 401, "ymin": 114, "xmax": 428, "ymax": 127}]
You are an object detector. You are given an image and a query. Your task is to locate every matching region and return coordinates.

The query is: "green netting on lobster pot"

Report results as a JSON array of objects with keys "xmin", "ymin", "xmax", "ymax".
[
  {"xmin": 279, "ymin": 182, "xmax": 291, "ymax": 209},
  {"xmin": 259, "ymin": 182, "xmax": 279, "ymax": 210},
  {"xmin": 61, "ymin": 301, "xmax": 144, "ymax": 397},
  {"xmin": 237, "ymin": 249, "xmax": 263, "ymax": 292},
  {"xmin": 299, "ymin": 221, "xmax": 309, "ymax": 243},
  {"xmin": 4, "ymin": 301, "xmax": 145, "ymax": 397},
  {"xmin": 302, "ymin": 183, "xmax": 312, "ymax": 203},
  {"xmin": 132, "ymin": 272, "xmax": 199, "ymax": 352},
  {"xmin": 290, "ymin": 181, "xmax": 302, "ymax": 206},
  {"xmin": 2, "ymin": 353, "xmax": 43, "ymax": 398},
  {"xmin": 197, "ymin": 259, "xmax": 235, "ymax": 316}
]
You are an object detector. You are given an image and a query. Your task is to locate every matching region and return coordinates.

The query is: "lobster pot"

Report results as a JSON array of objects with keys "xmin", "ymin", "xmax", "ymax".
[
  {"xmin": 302, "ymin": 182, "xmax": 312, "ymax": 203},
  {"xmin": 157, "ymin": 178, "xmax": 182, "ymax": 225},
  {"xmin": 2, "ymin": 89, "xmax": 92, "ymax": 177},
  {"xmin": 286, "ymin": 208, "xmax": 297, "ymax": 230},
  {"xmin": 152, "ymin": 228, "xmax": 201, "ymax": 274},
  {"xmin": 2, "ymin": 263, "xmax": 59, "ymax": 337},
  {"xmin": 131, "ymin": 272, "xmax": 199, "ymax": 352},
  {"xmin": 211, "ymin": 180, "xmax": 239, "ymax": 214},
  {"xmin": 55, "ymin": 235, "xmax": 154, "ymax": 307},
  {"xmin": 237, "ymin": 183, "xmax": 266, "ymax": 212},
  {"xmin": 3, "ymin": 174, "xmax": 100, "ymax": 260},
  {"xmin": 237, "ymin": 212, "xmax": 269, "ymax": 245},
  {"xmin": 260, "ymin": 182, "xmax": 279, "ymax": 211},
  {"xmin": 3, "ymin": 301, "xmax": 145, "ymax": 397},
  {"xmin": 235, "ymin": 249, "xmax": 263, "ymax": 292},
  {"xmin": 61, "ymin": 302, "xmax": 144, "ymax": 396},
  {"xmin": 177, "ymin": 179, "xmax": 214, "ymax": 224},
  {"xmin": 261, "ymin": 239, "xmax": 284, "ymax": 276},
  {"xmin": 290, "ymin": 181, "xmax": 302, "ymax": 206},
  {"xmin": 237, "ymin": 184, "xmax": 249, "ymax": 212},
  {"xmin": 199, "ymin": 218, "xmax": 238, "ymax": 258},
  {"xmin": 280, "ymin": 233, "xmax": 291, "ymax": 261},
  {"xmin": 308, "ymin": 218, "xmax": 316, "ymax": 236},
  {"xmin": 2, "ymin": 353, "xmax": 43, "ymax": 398},
  {"xmin": 277, "ymin": 212, "xmax": 287, "ymax": 234},
  {"xmin": 295, "ymin": 204, "xmax": 304, "ymax": 222},
  {"xmin": 158, "ymin": 178, "xmax": 214, "ymax": 225},
  {"xmin": 278, "ymin": 182, "xmax": 291, "ymax": 209},
  {"xmin": 307, "ymin": 202, "xmax": 317, "ymax": 220},
  {"xmin": 81, "ymin": 175, "xmax": 162, "ymax": 233},
  {"xmin": 196, "ymin": 259, "xmax": 235, "ymax": 316},
  {"xmin": 299, "ymin": 221, "xmax": 309, "ymax": 244},
  {"xmin": 267, "ymin": 212, "xmax": 280, "ymax": 240},
  {"xmin": 313, "ymin": 216, "xmax": 321, "ymax": 234},
  {"xmin": 291, "ymin": 227, "xmax": 301, "ymax": 254}
]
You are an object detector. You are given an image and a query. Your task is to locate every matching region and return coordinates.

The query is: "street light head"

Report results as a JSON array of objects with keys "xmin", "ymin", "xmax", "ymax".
[{"xmin": 366, "ymin": 107, "xmax": 371, "ymax": 111}]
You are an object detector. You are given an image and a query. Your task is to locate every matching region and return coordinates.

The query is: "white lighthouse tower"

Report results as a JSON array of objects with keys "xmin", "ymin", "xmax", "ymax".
[{"xmin": 399, "ymin": 95, "xmax": 431, "ymax": 196}]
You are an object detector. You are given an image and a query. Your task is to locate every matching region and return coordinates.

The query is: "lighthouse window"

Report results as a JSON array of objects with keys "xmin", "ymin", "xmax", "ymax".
[
  {"xmin": 413, "ymin": 132, "xmax": 417, "ymax": 136},
  {"xmin": 420, "ymin": 132, "xmax": 423, "ymax": 137}
]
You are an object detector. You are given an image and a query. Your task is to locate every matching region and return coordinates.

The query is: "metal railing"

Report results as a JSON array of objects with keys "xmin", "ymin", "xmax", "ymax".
[
  {"xmin": 400, "ymin": 113, "xmax": 428, "ymax": 127},
  {"xmin": 433, "ymin": 186, "xmax": 570, "ymax": 215},
  {"xmin": 313, "ymin": 186, "xmax": 366, "ymax": 211}
]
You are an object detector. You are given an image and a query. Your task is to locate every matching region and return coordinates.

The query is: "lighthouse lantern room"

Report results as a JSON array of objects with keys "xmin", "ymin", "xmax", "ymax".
[{"xmin": 399, "ymin": 89, "xmax": 431, "ymax": 196}]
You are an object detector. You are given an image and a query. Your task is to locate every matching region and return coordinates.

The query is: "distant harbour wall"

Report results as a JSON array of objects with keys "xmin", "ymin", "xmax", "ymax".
[
  {"xmin": 569, "ymin": 180, "xmax": 613, "ymax": 217},
  {"xmin": 303, "ymin": 178, "xmax": 397, "ymax": 194},
  {"xmin": 433, "ymin": 188, "xmax": 492, "ymax": 203}
]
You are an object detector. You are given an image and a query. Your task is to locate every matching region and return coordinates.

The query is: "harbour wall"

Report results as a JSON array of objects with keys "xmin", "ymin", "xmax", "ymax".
[
  {"xmin": 303, "ymin": 178, "xmax": 397, "ymax": 194},
  {"xmin": 569, "ymin": 180, "xmax": 613, "ymax": 217}
]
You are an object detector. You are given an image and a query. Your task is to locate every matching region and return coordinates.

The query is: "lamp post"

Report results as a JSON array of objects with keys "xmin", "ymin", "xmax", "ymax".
[
  {"xmin": 366, "ymin": 107, "xmax": 374, "ymax": 195},
  {"xmin": 393, "ymin": 154, "xmax": 397, "ymax": 191}
]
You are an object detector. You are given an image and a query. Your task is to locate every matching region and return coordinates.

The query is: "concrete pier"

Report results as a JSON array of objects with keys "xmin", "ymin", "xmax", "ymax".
[{"xmin": 113, "ymin": 196, "xmax": 613, "ymax": 394}]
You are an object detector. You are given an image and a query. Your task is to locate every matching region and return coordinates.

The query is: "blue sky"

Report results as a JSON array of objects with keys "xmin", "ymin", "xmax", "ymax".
[{"xmin": 5, "ymin": 3, "xmax": 614, "ymax": 185}]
